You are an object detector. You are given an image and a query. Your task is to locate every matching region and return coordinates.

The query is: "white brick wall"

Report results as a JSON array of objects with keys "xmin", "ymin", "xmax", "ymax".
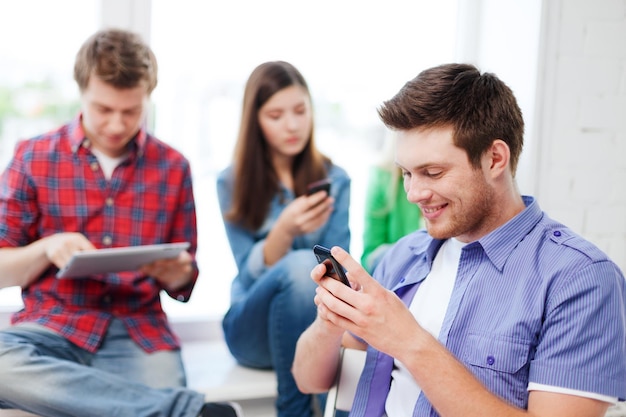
[
  {"xmin": 456, "ymin": 0, "xmax": 625, "ymax": 271},
  {"xmin": 536, "ymin": 0, "xmax": 626, "ymax": 271}
]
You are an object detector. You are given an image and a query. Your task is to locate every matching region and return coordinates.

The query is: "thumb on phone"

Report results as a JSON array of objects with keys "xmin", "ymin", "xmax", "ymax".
[{"xmin": 328, "ymin": 246, "xmax": 374, "ymax": 292}]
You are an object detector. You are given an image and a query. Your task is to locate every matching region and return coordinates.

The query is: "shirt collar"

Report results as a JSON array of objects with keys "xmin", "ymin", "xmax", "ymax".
[
  {"xmin": 68, "ymin": 113, "xmax": 147, "ymax": 155},
  {"xmin": 476, "ymin": 195, "xmax": 542, "ymax": 271},
  {"xmin": 405, "ymin": 196, "xmax": 541, "ymax": 274}
]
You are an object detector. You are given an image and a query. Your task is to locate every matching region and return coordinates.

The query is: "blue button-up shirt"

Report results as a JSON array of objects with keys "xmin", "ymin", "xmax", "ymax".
[
  {"xmin": 351, "ymin": 196, "xmax": 626, "ymax": 417},
  {"xmin": 217, "ymin": 164, "xmax": 351, "ymax": 303}
]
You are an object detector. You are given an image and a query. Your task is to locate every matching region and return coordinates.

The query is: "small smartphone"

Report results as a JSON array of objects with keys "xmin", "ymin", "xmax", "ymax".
[
  {"xmin": 307, "ymin": 178, "xmax": 331, "ymax": 195},
  {"xmin": 313, "ymin": 244, "xmax": 351, "ymax": 287}
]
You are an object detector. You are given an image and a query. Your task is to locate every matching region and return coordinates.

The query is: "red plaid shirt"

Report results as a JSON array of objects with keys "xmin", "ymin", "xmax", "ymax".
[{"xmin": 0, "ymin": 115, "xmax": 198, "ymax": 353}]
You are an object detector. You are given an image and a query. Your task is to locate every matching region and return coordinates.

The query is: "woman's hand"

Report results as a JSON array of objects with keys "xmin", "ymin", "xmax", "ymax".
[
  {"xmin": 263, "ymin": 190, "xmax": 334, "ymax": 266},
  {"xmin": 277, "ymin": 190, "xmax": 334, "ymax": 238}
]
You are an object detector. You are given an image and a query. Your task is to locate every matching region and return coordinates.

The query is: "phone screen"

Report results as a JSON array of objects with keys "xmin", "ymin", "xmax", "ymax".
[
  {"xmin": 307, "ymin": 178, "xmax": 331, "ymax": 195},
  {"xmin": 313, "ymin": 245, "xmax": 351, "ymax": 287}
]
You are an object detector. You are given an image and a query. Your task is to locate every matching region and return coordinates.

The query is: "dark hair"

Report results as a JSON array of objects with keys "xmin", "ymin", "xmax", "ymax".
[
  {"xmin": 378, "ymin": 63, "xmax": 524, "ymax": 173},
  {"xmin": 227, "ymin": 61, "xmax": 329, "ymax": 230},
  {"xmin": 74, "ymin": 28, "xmax": 158, "ymax": 93}
]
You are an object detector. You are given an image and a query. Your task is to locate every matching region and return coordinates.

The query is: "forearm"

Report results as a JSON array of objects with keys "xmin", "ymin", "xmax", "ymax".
[
  {"xmin": 263, "ymin": 221, "xmax": 294, "ymax": 266},
  {"xmin": 292, "ymin": 317, "xmax": 345, "ymax": 393},
  {"xmin": 0, "ymin": 240, "xmax": 51, "ymax": 288}
]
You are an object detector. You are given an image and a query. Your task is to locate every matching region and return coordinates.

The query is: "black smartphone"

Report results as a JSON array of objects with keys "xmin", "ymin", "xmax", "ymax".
[
  {"xmin": 313, "ymin": 244, "xmax": 351, "ymax": 287},
  {"xmin": 307, "ymin": 178, "xmax": 331, "ymax": 195}
]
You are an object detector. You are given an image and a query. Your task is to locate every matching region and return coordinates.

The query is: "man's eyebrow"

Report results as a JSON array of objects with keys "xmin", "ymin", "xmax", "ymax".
[
  {"xmin": 91, "ymin": 102, "xmax": 143, "ymax": 112},
  {"xmin": 395, "ymin": 161, "xmax": 434, "ymax": 171}
]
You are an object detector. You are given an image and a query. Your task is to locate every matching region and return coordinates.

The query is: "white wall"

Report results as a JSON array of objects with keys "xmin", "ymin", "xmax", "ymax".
[
  {"xmin": 99, "ymin": 0, "xmax": 152, "ymax": 41},
  {"xmin": 456, "ymin": 0, "xmax": 626, "ymax": 272},
  {"xmin": 535, "ymin": 0, "xmax": 626, "ymax": 271},
  {"xmin": 455, "ymin": 0, "xmax": 543, "ymax": 196},
  {"xmin": 102, "ymin": 0, "xmax": 626, "ymax": 295}
]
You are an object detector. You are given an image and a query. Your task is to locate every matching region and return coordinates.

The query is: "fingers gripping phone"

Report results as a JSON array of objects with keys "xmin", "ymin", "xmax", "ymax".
[
  {"xmin": 313, "ymin": 244, "xmax": 351, "ymax": 287},
  {"xmin": 307, "ymin": 178, "xmax": 331, "ymax": 195}
]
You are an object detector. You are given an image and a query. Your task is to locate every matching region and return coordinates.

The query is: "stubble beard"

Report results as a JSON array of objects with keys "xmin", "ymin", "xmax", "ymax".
[{"xmin": 425, "ymin": 176, "xmax": 495, "ymax": 242}]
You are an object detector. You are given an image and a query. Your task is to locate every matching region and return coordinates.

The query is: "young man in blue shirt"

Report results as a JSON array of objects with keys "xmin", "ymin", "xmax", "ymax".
[{"xmin": 292, "ymin": 63, "xmax": 626, "ymax": 417}]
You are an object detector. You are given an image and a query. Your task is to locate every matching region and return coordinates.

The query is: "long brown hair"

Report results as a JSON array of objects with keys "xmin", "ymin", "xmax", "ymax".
[{"xmin": 226, "ymin": 61, "xmax": 329, "ymax": 230}]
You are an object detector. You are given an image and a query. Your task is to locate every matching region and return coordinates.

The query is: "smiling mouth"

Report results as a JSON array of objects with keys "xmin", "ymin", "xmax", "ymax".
[{"xmin": 422, "ymin": 204, "xmax": 446, "ymax": 214}]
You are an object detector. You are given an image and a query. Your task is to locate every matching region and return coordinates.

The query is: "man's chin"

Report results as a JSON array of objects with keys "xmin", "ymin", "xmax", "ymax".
[{"xmin": 425, "ymin": 224, "xmax": 454, "ymax": 240}]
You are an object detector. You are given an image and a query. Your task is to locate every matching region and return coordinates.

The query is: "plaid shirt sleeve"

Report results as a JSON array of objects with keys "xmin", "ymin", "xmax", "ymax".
[{"xmin": 0, "ymin": 119, "xmax": 199, "ymax": 353}]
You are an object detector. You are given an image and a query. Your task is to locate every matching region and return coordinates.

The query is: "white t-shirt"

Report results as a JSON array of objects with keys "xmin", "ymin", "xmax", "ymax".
[
  {"xmin": 385, "ymin": 238, "xmax": 465, "ymax": 417},
  {"xmin": 90, "ymin": 146, "xmax": 127, "ymax": 180}
]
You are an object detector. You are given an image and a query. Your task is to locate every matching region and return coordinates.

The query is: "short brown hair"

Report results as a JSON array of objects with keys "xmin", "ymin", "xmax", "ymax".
[
  {"xmin": 74, "ymin": 28, "xmax": 158, "ymax": 93},
  {"xmin": 378, "ymin": 63, "xmax": 524, "ymax": 174}
]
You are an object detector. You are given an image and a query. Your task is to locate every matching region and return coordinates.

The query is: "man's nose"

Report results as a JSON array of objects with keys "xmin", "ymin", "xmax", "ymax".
[
  {"xmin": 108, "ymin": 113, "xmax": 125, "ymax": 133},
  {"xmin": 405, "ymin": 176, "xmax": 429, "ymax": 203}
]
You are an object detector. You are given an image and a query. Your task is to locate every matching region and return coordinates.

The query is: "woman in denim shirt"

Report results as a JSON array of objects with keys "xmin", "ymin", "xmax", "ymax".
[{"xmin": 216, "ymin": 61, "xmax": 351, "ymax": 417}]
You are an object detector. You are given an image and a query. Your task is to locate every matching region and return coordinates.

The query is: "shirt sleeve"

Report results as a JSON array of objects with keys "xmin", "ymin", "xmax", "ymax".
[
  {"xmin": 0, "ymin": 140, "xmax": 39, "ymax": 248},
  {"xmin": 529, "ymin": 260, "xmax": 626, "ymax": 399},
  {"xmin": 316, "ymin": 165, "xmax": 351, "ymax": 252},
  {"xmin": 161, "ymin": 160, "xmax": 199, "ymax": 302},
  {"xmin": 216, "ymin": 169, "xmax": 267, "ymax": 288}
]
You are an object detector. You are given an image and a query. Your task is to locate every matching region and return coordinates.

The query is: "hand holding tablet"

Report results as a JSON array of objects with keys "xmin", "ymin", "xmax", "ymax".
[{"xmin": 56, "ymin": 242, "xmax": 190, "ymax": 279}]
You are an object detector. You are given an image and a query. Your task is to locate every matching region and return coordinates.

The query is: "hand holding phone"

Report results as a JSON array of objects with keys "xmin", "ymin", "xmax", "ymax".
[
  {"xmin": 307, "ymin": 178, "xmax": 331, "ymax": 196},
  {"xmin": 313, "ymin": 244, "xmax": 351, "ymax": 287}
]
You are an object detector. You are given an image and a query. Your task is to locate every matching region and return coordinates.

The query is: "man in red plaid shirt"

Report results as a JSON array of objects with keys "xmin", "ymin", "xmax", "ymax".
[{"xmin": 0, "ymin": 29, "xmax": 241, "ymax": 417}]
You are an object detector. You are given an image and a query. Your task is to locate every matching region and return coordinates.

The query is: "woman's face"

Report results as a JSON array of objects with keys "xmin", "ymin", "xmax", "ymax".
[{"xmin": 258, "ymin": 85, "xmax": 312, "ymax": 163}]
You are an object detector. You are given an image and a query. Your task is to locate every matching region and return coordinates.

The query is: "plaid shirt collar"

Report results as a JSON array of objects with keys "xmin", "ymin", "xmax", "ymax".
[{"xmin": 67, "ymin": 113, "xmax": 148, "ymax": 156}]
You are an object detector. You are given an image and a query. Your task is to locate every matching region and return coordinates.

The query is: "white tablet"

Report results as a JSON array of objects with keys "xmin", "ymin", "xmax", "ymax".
[{"xmin": 56, "ymin": 242, "xmax": 191, "ymax": 279}]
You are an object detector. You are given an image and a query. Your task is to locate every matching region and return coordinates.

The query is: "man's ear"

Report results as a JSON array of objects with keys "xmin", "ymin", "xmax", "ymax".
[{"xmin": 486, "ymin": 139, "xmax": 510, "ymax": 177}]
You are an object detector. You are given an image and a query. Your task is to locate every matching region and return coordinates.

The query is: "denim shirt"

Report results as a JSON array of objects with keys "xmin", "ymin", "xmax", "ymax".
[
  {"xmin": 351, "ymin": 196, "xmax": 626, "ymax": 417},
  {"xmin": 217, "ymin": 164, "xmax": 351, "ymax": 303}
]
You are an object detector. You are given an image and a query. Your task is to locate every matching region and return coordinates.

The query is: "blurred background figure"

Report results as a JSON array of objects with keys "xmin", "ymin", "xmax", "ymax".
[
  {"xmin": 217, "ymin": 61, "xmax": 351, "ymax": 417},
  {"xmin": 361, "ymin": 130, "xmax": 422, "ymax": 273}
]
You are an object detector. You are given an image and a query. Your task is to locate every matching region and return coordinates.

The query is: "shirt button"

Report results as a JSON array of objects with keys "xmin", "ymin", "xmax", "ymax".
[
  {"xmin": 103, "ymin": 295, "xmax": 111, "ymax": 304},
  {"xmin": 487, "ymin": 355, "xmax": 495, "ymax": 366},
  {"xmin": 90, "ymin": 161, "xmax": 99, "ymax": 171},
  {"xmin": 553, "ymin": 231, "xmax": 561, "ymax": 237},
  {"xmin": 105, "ymin": 197, "xmax": 114, "ymax": 207},
  {"xmin": 102, "ymin": 235, "xmax": 112, "ymax": 246}
]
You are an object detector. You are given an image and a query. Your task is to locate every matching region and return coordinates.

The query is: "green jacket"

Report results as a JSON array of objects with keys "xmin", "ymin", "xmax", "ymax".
[{"xmin": 361, "ymin": 166, "xmax": 422, "ymax": 272}]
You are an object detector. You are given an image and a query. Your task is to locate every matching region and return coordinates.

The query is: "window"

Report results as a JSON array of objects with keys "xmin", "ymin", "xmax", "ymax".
[
  {"xmin": 0, "ymin": 0, "xmax": 98, "ymax": 309},
  {"xmin": 0, "ymin": 1, "xmax": 459, "ymax": 319},
  {"xmin": 149, "ymin": 0, "xmax": 458, "ymax": 318},
  {"xmin": 0, "ymin": 0, "xmax": 545, "ymax": 323}
]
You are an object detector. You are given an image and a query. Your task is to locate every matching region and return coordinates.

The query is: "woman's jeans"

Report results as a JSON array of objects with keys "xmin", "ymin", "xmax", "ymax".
[
  {"xmin": 0, "ymin": 319, "xmax": 205, "ymax": 417},
  {"xmin": 222, "ymin": 249, "xmax": 319, "ymax": 417}
]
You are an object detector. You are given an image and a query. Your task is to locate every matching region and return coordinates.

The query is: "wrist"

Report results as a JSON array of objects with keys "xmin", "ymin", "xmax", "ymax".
[{"xmin": 314, "ymin": 315, "xmax": 345, "ymax": 341}]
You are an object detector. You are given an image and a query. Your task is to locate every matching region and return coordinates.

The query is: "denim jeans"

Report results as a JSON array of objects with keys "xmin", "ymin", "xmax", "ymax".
[
  {"xmin": 0, "ymin": 319, "xmax": 205, "ymax": 417},
  {"xmin": 222, "ymin": 249, "xmax": 319, "ymax": 417}
]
